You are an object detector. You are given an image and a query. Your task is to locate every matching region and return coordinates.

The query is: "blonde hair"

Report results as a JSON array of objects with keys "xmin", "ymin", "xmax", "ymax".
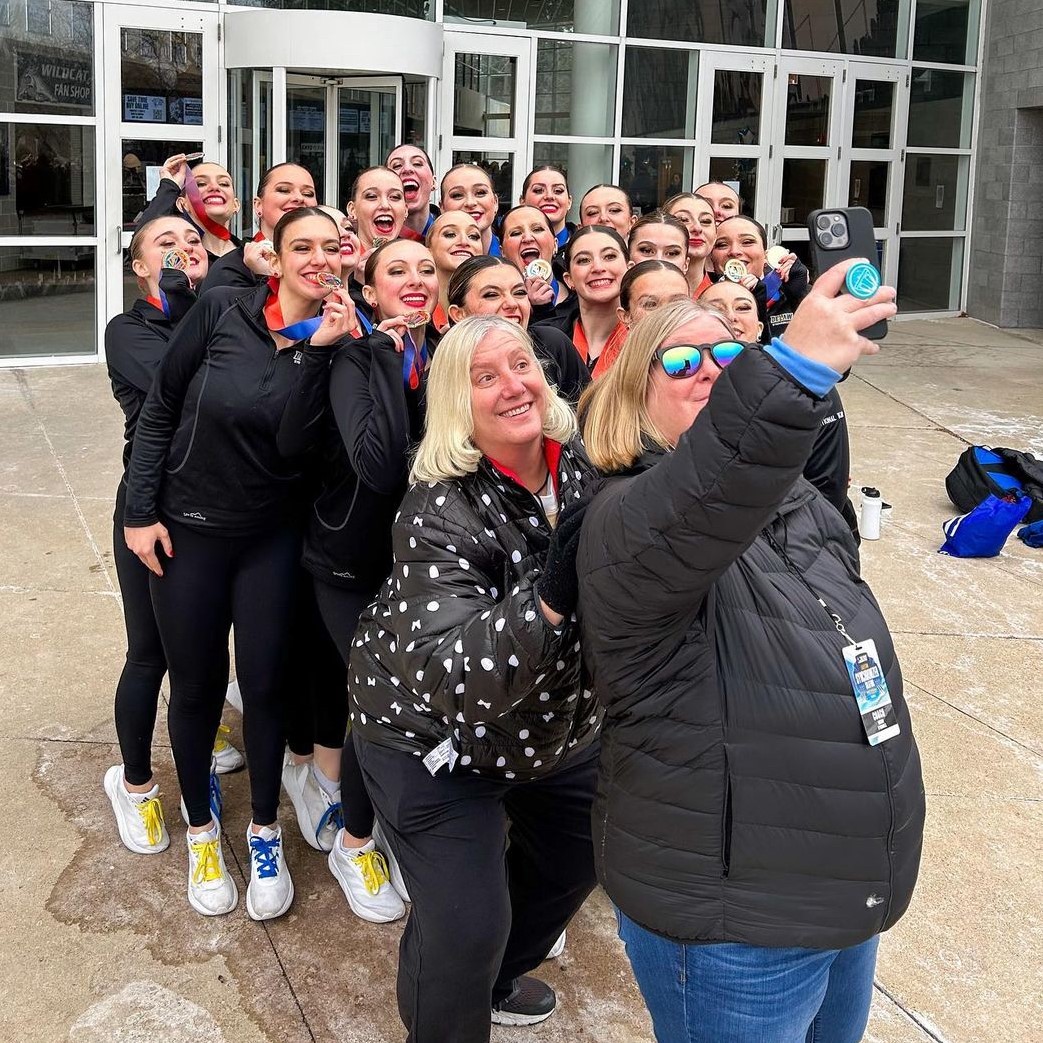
[
  {"xmin": 410, "ymin": 315, "xmax": 577, "ymax": 484},
  {"xmin": 578, "ymin": 298, "xmax": 731, "ymax": 472}
]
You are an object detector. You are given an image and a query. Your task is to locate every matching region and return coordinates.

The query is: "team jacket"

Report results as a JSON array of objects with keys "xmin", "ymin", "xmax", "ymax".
[
  {"xmin": 123, "ymin": 283, "xmax": 332, "ymax": 534},
  {"xmin": 200, "ymin": 247, "xmax": 264, "ymax": 293},
  {"xmin": 578, "ymin": 347, "xmax": 925, "ymax": 950},
  {"xmin": 349, "ymin": 438, "xmax": 602, "ymax": 777}
]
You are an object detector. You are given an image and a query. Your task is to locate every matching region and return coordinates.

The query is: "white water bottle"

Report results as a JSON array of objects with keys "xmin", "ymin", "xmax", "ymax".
[{"xmin": 860, "ymin": 487, "xmax": 882, "ymax": 541}]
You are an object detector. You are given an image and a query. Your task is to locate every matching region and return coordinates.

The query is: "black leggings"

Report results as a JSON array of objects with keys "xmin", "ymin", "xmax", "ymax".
[
  {"xmin": 152, "ymin": 520, "xmax": 299, "ymax": 827},
  {"xmin": 314, "ymin": 579, "xmax": 376, "ymax": 839},
  {"xmin": 112, "ymin": 481, "xmax": 168, "ymax": 786}
]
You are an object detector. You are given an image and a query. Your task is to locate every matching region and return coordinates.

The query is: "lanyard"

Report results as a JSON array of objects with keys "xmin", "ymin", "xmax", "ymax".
[
  {"xmin": 402, "ymin": 327, "xmax": 428, "ymax": 390},
  {"xmin": 761, "ymin": 527, "xmax": 852, "ymax": 640},
  {"xmin": 263, "ymin": 289, "xmax": 323, "ymax": 341}
]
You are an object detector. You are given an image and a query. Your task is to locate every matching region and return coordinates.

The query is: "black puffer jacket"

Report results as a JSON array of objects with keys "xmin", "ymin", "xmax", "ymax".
[
  {"xmin": 349, "ymin": 438, "xmax": 602, "ymax": 777},
  {"xmin": 578, "ymin": 347, "xmax": 925, "ymax": 950}
]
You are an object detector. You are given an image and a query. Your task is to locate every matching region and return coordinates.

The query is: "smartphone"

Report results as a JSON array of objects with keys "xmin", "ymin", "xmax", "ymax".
[{"xmin": 806, "ymin": 206, "xmax": 888, "ymax": 340}]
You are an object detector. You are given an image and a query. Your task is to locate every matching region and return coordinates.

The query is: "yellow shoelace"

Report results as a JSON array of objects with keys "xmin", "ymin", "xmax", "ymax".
[
  {"xmin": 136, "ymin": 796, "xmax": 165, "ymax": 847},
  {"xmin": 190, "ymin": 837, "xmax": 223, "ymax": 884},
  {"xmin": 351, "ymin": 850, "xmax": 391, "ymax": 896},
  {"xmin": 213, "ymin": 723, "xmax": 232, "ymax": 753}
]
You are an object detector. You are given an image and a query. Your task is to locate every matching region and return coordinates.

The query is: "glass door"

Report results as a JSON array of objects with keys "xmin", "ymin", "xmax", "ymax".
[
  {"xmin": 767, "ymin": 57, "xmax": 845, "ymax": 262},
  {"xmin": 840, "ymin": 63, "xmax": 907, "ymax": 285},
  {"xmin": 441, "ymin": 32, "xmax": 533, "ymax": 206},
  {"xmin": 694, "ymin": 52, "xmax": 773, "ymax": 221},
  {"xmin": 102, "ymin": 4, "xmax": 219, "ymax": 320}
]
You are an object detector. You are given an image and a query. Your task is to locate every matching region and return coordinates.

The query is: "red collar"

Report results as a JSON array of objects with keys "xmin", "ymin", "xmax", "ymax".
[
  {"xmin": 145, "ymin": 295, "xmax": 165, "ymax": 313},
  {"xmin": 487, "ymin": 438, "xmax": 563, "ymax": 496},
  {"xmin": 432, "ymin": 302, "xmax": 449, "ymax": 334},
  {"xmin": 693, "ymin": 273, "xmax": 713, "ymax": 299}
]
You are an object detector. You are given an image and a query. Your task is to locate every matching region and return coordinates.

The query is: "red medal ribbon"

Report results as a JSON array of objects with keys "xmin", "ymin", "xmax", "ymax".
[
  {"xmin": 263, "ymin": 286, "xmax": 323, "ymax": 341},
  {"xmin": 183, "ymin": 172, "xmax": 233, "ymax": 242}
]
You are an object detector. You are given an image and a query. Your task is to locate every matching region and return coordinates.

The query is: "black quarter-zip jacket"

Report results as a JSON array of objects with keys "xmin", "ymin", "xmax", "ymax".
[{"xmin": 124, "ymin": 282, "xmax": 331, "ymax": 534}]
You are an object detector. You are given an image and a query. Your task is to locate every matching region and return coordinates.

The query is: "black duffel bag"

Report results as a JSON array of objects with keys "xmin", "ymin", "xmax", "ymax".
[{"xmin": 946, "ymin": 446, "xmax": 1043, "ymax": 524}]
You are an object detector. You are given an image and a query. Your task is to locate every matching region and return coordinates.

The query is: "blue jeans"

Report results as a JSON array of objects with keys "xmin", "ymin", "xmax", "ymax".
[{"xmin": 616, "ymin": 910, "xmax": 879, "ymax": 1043}]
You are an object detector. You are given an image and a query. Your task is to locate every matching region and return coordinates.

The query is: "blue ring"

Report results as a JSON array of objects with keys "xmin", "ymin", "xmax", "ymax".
[{"xmin": 845, "ymin": 262, "xmax": 881, "ymax": 300}]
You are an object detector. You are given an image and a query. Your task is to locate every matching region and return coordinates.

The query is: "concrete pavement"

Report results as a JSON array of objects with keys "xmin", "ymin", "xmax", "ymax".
[{"xmin": 1, "ymin": 317, "xmax": 1040, "ymax": 1042}]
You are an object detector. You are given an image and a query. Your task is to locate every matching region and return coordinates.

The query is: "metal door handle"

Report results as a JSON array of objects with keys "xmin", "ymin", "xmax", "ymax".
[{"xmin": 116, "ymin": 224, "xmax": 124, "ymax": 255}]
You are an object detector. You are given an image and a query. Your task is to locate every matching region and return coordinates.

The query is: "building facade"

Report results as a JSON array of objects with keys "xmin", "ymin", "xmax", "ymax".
[{"xmin": 1, "ymin": 0, "xmax": 986, "ymax": 365}]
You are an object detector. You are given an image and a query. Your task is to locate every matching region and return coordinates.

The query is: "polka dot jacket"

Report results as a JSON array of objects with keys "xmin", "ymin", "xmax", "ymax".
[{"xmin": 348, "ymin": 436, "xmax": 603, "ymax": 779}]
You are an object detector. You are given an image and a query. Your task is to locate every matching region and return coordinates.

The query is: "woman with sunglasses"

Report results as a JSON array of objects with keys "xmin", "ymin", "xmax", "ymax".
[
  {"xmin": 575, "ymin": 265, "xmax": 924, "ymax": 1043},
  {"xmin": 499, "ymin": 204, "xmax": 570, "ymax": 318},
  {"xmin": 664, "ymin": 192, "xmax": 716, "ymax": 298},
  {"xmin": 521, "ymin": 164, "xmax": 574, "ymax": 251},
  {"xmin": 427, "ymin": 211, "xmax": 484, "ymax": 334},
  {"xmin": 440, "ymin": 164, "xmax": 501, "ymax": 256},
  {"xmin": 535, "ymin": 225, "xmax": 628, "ymax": 378}
]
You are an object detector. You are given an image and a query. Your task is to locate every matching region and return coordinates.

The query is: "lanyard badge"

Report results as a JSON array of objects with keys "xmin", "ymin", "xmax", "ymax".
[{"xmin": 842, "ymin": 638, "xmax": 900, "ymax": 746}]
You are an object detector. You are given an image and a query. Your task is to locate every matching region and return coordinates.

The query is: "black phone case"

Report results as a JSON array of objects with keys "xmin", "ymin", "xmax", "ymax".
[{"xmin": 806, "ymin": 206, "xmax": 888, "ymax": 340}]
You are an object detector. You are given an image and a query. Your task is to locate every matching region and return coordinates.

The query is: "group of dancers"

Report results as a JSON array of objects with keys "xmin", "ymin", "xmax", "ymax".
[{"xmin": 100, "ymin": 143, "xmax": 909, "ymax": 1042}]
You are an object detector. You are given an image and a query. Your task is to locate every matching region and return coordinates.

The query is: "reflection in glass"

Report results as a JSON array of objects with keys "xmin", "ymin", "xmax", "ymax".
[
  {"xmin": 852, "ymin": 81, "xmax": 894, "ymax": 148},
  {"xmin": 0, "ymin": 0, "xmax": 94, "ymax": 116},
  {"xmin": 338, "ymin": 88, "xmax": 396, "ymax": 204},
  {"xmin": 848, "ymin": 160, "xmax": 889, "ymax": 225},
  {"xmin": 533, "ymin": 143, "xmax": 614, "ymax": 221},
  {"xmin": 454, "ymin": 54, "xmax": 515, "ymax": 138},
  {"xmin": 712, "ymin": 70, "xmax": 762, "ymax": 146},
  {"xmin": 628, "ymin": 0, "xmax": 768, "ymax": 47},
  {"xmin": 536, "ymin": 40, "xmax": 616, "ymax": 137},
  {"xmin": 914, "ymin": 0, "xmax": 977, "ymax": 65},
  {"xmin": 898, "ymin": 237, "xmax": 963, "ymax": 311},
  {"xmin": 622, "ymin": 47, "xmax": 697, "ymax": 139},
  {"xmin": 445, "ymin": 0, "xmax": 618, "ymax": 33},
  {"xmin": 780, "ymin": 159, "xmax": 826, "ymax": 226},
  {"xmin": 708, "ymin": 156, "xmax": 758, "ymax": 214},
  {"xmin": 902, "ymin": 155, "xmax": 967, "ymax": 232},
  {"xmin": 908, "ymin": 69, "xmax": 974, "ymax": 149},
  {"xmin": 121, "ymin": 139, "xmax": 203, "ymax": 228},
  {"xmin": 782, "ymin": 0, "xmax": 898, "ymax": 57},
  {"xmin": 287, "ymin": 86, "xmax": 326, "ymax": 203},
  {"xmin": 404, "ymin": 76, "xmax": 427, "ymax": 149},
  {"xmin": 121, "ymin": 29, "xmax": 203, "ymax": 125},
  {"xmin": 229, "ymin": 70, "xmax": 272, "ymax": 238},
  {"xmin": 0, "ymin": 247, "xmax": 95, "ymax": 359},
  {"xmin": 1, "ymin": 124, "xmax": 94, "ymax": 236},
  {"xmin": 620, "ymin": 145, "xmax": 694, "ymax": 214},
  {"xmin": 785, "ymin": 76, "xmax": 832, "ymax": 146}
]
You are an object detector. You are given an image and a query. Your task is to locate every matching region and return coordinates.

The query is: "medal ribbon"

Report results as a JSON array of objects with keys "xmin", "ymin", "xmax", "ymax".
[
  {"xmin": 402, "ymin": 328, "xmax": 428, "ymax": 391},
  {"xmin": 763, "ymin": 269, "xmax": 783, "ymax": 308},
  {"xmin": 183, "ymin": 172, "xmax": 233, "ymax": 242},
  {"xmin": 146, "ymin": 293, "xmax": 171, "ymax": 318},
  {"xmin": 263, "ymin": 287, "xmax": 323, "ymax": 341}
]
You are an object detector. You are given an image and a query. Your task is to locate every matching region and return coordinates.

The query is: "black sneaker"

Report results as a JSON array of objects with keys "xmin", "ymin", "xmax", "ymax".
[{"xmin": 491, "ymin": 976, "xmax": 556, "ymax": 1026}]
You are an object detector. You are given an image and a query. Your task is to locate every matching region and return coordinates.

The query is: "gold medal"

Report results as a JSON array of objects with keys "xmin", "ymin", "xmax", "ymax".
[
  {"xmin": 764, "ymin": 246, "xmax": 788, "ymax": 271},
  {"xmin": 161, "ymin": 249, "xmax": 189, "ymax": 271},
  {"xmin": 524, "ymin": 259, "xmax": 553, "ymax": 282},
  {"xmin": 724, "ymin": 258, "xmax": 748, "ymax": 283}
]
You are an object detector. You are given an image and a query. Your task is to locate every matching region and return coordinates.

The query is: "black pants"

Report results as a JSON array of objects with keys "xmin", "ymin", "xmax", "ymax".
[
  {"xmin": 355, "ymin": 735, "xmax": 599, "ymax": 1043},
  {"xmin": 112, "ymin": 481, "xmax": 169, "ymax": 786},
  {"xmin": 151, "ymin": 520, "xmax": 299, "ymax": 827},
  {"xmin": 314, "ymin": 579, "xmax": 375, "ymax": 838}
]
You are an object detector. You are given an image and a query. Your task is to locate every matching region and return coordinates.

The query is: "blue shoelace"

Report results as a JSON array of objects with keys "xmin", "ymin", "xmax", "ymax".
[
  {"xmin": 316, "ymin": 800, "xmax": 344, "ymax": 842},
  {"xmin": 249, "ymin": 833, "xmax": 281, "ymax": 880},
  {"xmin": 209, "ymin": 771, "xmax": 223, "ymax": 822}
]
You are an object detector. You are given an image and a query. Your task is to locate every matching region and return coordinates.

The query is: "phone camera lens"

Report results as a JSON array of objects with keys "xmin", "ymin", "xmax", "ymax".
[
  {"xmin": 819, "ymin": 231, "xmax": 834, "ymax": 246},
  {"xmin": 831, "ymin": 222, "xmax": 846, "ymax": 237},
  {"xmin": 816, "ymin": 214, "xmax": 833, "ymax": 231}
]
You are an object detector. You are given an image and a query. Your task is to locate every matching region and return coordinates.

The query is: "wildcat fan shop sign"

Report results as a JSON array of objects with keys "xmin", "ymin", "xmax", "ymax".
[{"xmin": 15, "ymin": 50, "xmax": 93, "ymax": 110}]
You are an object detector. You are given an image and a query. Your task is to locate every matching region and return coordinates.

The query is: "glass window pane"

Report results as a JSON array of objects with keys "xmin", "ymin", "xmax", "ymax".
[
  {"xmin": 898, "ymin": 237, "xmax": 963, "ymax": 311},
  {"xmin": 2, "ymin": 124, "xmax": 94, "ymax": 235},
  {"xmin": 533, "ymin": 142, "xmax": 613, "ymax": 221},
  {"xmin": 121, "ymin": 138, "xmax": 203, "ymax": 229},
  {"xmin": 121, "ymin": 29, "xmax": 203, "ymax": 125},
  {"xmin": 903, "ymin": 154, "xmax": 968, "ymax": 231},
  {"xmin": 711, "ymin": 70, "xmax": 762, "ymax": 146},
  {"xmin": 852, "ymin": 80, "xmax": 894, "ymax": 148},
  {"xmin": 782, "ymin": 0, "xmax": 898, "ymax": 56},
  {"xmin": 708, "ymin": 156, "xmax": 759, "ymax": 215},
  {"xmin": 535, "ymin": 40, "xmax": 616, "ymax": 137},
  {"xmin": 620, "ymin": 144, "xmax": 694, "ymax": 214},
  {"xmin": 454, "ymin": 53, "xmax": 515, "ymax": 138},
  {"xmin": 914, "ymin": 0, "xmax": 978, "ymax": 65},
  {"xmin": 0, "ymin": 246, "xmax": 95, "ymax": 359},
  {"xmin": 628, "ymin": 0, "xmax": 769, "ymax": 48},
  {"xmin": 622, "ymin": 47, "xmax": 697, "ymax": 139},
  {"xmin": 0, "ymin": 0, "xmax": 94, "ymax": 116},
  {"xmin": 403, "ymin": 76, "xmax": 427, "ymax": 148},
  {"xmin": 907, "ymin": 69, "xmax": 974, "ymax": 149},
  {"xmin": 785, "ymin": 75, "xmax": 833, "ymax": 146},
  {"xmin": 780, "ymin": 158, "xmax": 827, "ymax": 227},
  {"xmin": 229, "ymin": 70, "xmax": 272, "ymax": 240},
  {"xmin": 287, "ymin": 85, "xmax": 326, "ymax": 203},
  {"xmin": 445, "ymin": 1, "xmax": 618, "ymax": 33},
  {"xmin": 849, "ymin": 160, "xmax": 889, "ymax": 225},
  {"xmin": 338, "ymin": 88, "xmax": 396, "ymax": 204}
]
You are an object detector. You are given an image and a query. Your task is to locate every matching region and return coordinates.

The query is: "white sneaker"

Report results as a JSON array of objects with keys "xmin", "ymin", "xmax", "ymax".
[
  {"xmin": 212, "ymin": 724, "xmax": 245, "ymax": 774},
  {"xmin": 372, "ymin": 818, "xmax": 411, "ymax": 903},
  {"xmin": 179, "ymin": 756, "xmax": 223, "ymax": 825},
  {"xmin": 327, "ymin": 832, "xmax": 406, "ymax": 924},
  {"xmin": 225, "ymin": 678, "xmax": 243, "ymax": 713},
  {"xmin": 186, "ymin": 823, "xmax": 237, "ymax": 916},
  {"xmin": 546, "ymin": 929, "xmax": 566, "ymax": 960},
  {"xmin": 246, "ymin": 823, "xmax": 294, "ymax": 921},
  {"xmin": 281, "ymin": 755, "xmax": 341, "ymax": 852},
  {"xmin": 104, "ymin": 764, "xmax": 169, "ymax": 854}
]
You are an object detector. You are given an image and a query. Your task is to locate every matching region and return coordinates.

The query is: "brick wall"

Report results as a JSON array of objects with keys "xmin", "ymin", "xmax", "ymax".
[{"xmin": 968, "ymin": 0, "xmax": 1043, "ymax": 327}]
